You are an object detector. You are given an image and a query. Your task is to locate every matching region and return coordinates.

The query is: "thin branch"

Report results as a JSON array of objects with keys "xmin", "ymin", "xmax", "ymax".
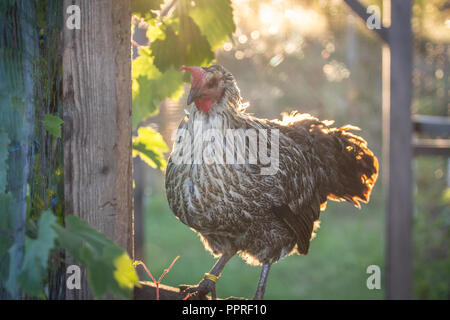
[
  {"xmin": 133, "ymin": 281, "xmax": 246, "ymax": 300},
  {"xmin": 134, "ymin": 256, "xmax": 180, "ymax": 300},
  {"xmin": 134, "ymin": 281, "xmax": 204, "ymax": 300},
  {"xmin": 343, "ymin": 0, "xmax": 388, "ymax": 43},
  {"xmin": 160, "ymin": 0, "xmax": 178, "ymax": 20},
  {"xmin": 157, "ymin": 256, "xmax": 180, "ymax": 283},
  {"xmin": 131, "ymin": 39, "xmax": 148, "ymax": 50}
]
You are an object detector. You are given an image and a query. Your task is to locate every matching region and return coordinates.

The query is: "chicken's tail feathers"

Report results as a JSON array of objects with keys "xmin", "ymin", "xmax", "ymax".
[
  {"xmin": 280, "ymin": 111, "xmax": 379, "ymax": 208},
  {"xmin": 318, "ymin": 125, "xmax": 379, "ymax": 208}
]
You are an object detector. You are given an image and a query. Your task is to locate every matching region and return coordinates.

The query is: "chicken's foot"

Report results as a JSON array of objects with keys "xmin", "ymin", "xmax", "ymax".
[{"xmin": 180, "ymin": 253, "xmax": 234, "ymax": 300}]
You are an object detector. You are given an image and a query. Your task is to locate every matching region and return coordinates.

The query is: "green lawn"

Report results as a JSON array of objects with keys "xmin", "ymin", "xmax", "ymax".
[{"xmin": 142, "ymin": 191, "xmax": 385, "ymax": 300}]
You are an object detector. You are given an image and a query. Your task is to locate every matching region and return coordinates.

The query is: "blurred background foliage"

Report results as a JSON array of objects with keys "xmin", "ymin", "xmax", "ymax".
[{"xmin": 132, "ymin": 0, "xmax": 449, "ymax": 300}]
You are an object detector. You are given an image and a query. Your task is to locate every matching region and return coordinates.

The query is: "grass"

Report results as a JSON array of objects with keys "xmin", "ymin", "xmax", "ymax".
[{"xmin": 142, "ymin": 190, "xmax": 385, "ymax": 300}]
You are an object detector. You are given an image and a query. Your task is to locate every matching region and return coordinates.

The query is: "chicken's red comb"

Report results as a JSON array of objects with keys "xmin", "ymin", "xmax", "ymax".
[{"xmin": 179, "ymin": 65, "xmax": 205, "ymax": 84}]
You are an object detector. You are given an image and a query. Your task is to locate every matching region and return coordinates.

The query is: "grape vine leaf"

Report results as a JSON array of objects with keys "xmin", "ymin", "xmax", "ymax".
[
  {"xmin": 150, "ymin": 15, "xmax": 214, "ymax": 73},
  {"xmin": 131, "ymin": 0, "xmax": 236, "ymax": 138},
  {"xmin": 188, "ymin": 0, "xmax": 235, "ymax": 50},
  {"xmin": 132, "ymin": 49, "xmax": 184, "ymax": 129},
  {"xmin": 132, "ymin": 126, "xmax": 168, "ymax": 169},
  {"xmin": 150, "ymin": 26, "xmax": 182, "ymax": 73},
  {"xmin": 18, "ymin": 210, "xmax": 57, "ymax": 297},
  {"xmin": 178, "ymin": 14, "xmax": 215, "ymax": 66},
  {"xmin": 113, "ymin": 252, "xmax": 140, "ymax": 291},
  {"xmin": 145, "ymin": 19, "xmax": 167, "ymax": 43},
  {"xmin": 43, "ymin": 114, "xmax": 64, "ymax": 138},
  {"xmin": 53, "ymin": 215, "xmax": 139, "ymax": 299}
]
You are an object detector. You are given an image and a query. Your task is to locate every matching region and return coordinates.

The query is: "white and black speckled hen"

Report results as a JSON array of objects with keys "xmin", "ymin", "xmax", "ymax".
[{"xmin": 165, "ymin": 65, "xmax": 378, "ymax": 300}]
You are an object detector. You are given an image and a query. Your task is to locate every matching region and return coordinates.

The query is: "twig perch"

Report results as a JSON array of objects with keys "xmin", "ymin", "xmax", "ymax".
[
  {"xmin": 134, "ymin": 256, "xmax": 180, "ymax": 300},
  {"xmin": 134, "ymin": 281, "xmax": 207, "ymax": 300},
  {"xmin": 133, "ymin": 282, "xmax": 247, "ymax": 300}
]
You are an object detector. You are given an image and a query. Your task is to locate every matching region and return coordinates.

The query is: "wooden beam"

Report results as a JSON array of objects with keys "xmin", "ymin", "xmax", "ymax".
[
  {"xmin": 413, "ymin": 138, "xmax": 450, "ymax": 156},
  {"xmin": 63, "ymin": 0, "xmax": 133, "ymax": 299},
  {"xmin": 343, "ymin": 0, "xmax": 388, "ymax": 43},
  {"xmin": 383, "ymin": 0, "xmax": 413, "ymax": 300},
  {"xmin": 412, "ymin": 115, "xmax": 450, "ymax": 137}
]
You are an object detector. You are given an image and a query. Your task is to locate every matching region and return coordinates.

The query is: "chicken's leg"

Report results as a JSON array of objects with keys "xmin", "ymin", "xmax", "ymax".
[
  {"xmin": 253, "ymin": 264, "xmax": 271, "ymax": 300},
  {"xmin": 181, "ymin": 253, "xmax": 234, "ymax": 300}
]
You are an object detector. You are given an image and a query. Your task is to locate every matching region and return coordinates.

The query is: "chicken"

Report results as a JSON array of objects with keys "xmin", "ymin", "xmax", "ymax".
[{"xmin": 165, "ymin": 64, "xmax": 378, "ymax": 299}]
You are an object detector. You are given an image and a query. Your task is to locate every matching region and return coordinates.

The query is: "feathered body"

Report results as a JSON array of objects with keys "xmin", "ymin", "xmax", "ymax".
[{"xmin": 165, "ymin": 65, "xmax": 378, "ymax": 266}]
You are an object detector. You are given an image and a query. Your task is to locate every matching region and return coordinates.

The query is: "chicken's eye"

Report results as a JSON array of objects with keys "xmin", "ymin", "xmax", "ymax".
[{"xmin": 207, "ymin": 78, "xmax": 218, "ymax": 88}]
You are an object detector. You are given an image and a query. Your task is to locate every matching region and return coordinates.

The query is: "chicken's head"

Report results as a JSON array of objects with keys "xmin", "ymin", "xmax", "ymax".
[{"xmin": 180, "ymin": 65, "xmax": 226, "ymax": 112}]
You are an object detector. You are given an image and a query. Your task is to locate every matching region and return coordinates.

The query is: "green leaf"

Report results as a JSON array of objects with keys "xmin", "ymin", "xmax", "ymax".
[
  {"xmin": 150, "ymin": 16, "xmax": 214, "ymax": 73},
  {"xmin": 18, "ymin": 210, "xmax": 57, "ymax": 297},
  {"xmin": 132, "ymin": 49, "xmax": 184, "ymax": 129},
  {"xmin": 43, "ymin": 114, "xmax": 64, "ymax": 138},
  {"xmin": 53, "ymin": 215, "xmax": 139, "ymax": 299},
  {"xmin": 0, "ymin": 132, "xmax": 9, "ymax": 193},
  {"xmin": 113, "ymin": 252, "xmax": 139, "ymax": 291},
  {"xmin": 189, "ymin": 0, "xmax": 235, "ymax": 50},
  {"xmin": 132, "ymin": 126, "xmax": 168, "ymax": 169},
  {"xmin": 132, "ymin": 0, "xmax": 235, "ymax": 129},
  {"xmin": 178, "ymin": 13, "xmax": 215, "ymax": 66},
  {"xmin": 150, "ymin": 26, "xmax": 183, "ymax": 73},
  {"xmin": 145, "ymin": 19, "xmax": 167, "ymax": 43}
]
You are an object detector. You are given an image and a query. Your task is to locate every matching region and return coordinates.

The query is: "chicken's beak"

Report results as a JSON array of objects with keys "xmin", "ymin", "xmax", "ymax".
[
  {"xmin": 180, "ymin": 65, "xmax": 206, "ymax": 105},
  {"xmin": 187, "ymin": 87, "xmax": 202, "ymax": 105}
]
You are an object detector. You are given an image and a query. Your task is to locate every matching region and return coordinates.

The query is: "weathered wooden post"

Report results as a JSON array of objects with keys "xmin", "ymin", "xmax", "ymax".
[
  {"xmin": 63, "ymin": 0, "xmax": 133, "ymax": 299},
  {"xmin": 344, "ymin": 0, "xmax": 413, "ymax": 299},
  {"xmin": 382, "ymin": 0, "xmax": 413, "ymax": 300}
]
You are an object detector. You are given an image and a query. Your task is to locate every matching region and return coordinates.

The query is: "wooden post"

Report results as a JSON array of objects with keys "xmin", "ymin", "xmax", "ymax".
[
  {"xmin": 383, "ymin": 0, "xmax": 413, "ymax": 299},
  {"xmin": 63, "ymin": 0, "xmax": 133, "ymax": 299},
  {"xmin": 344, "ymin": 0, "xmax": 413, "ymax": 299}
]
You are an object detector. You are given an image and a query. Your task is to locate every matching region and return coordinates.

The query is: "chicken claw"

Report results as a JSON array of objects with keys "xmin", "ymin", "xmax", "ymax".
[{"xmin": 180, "ymin": 278, "xmax": 217, "ymax": 300}]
